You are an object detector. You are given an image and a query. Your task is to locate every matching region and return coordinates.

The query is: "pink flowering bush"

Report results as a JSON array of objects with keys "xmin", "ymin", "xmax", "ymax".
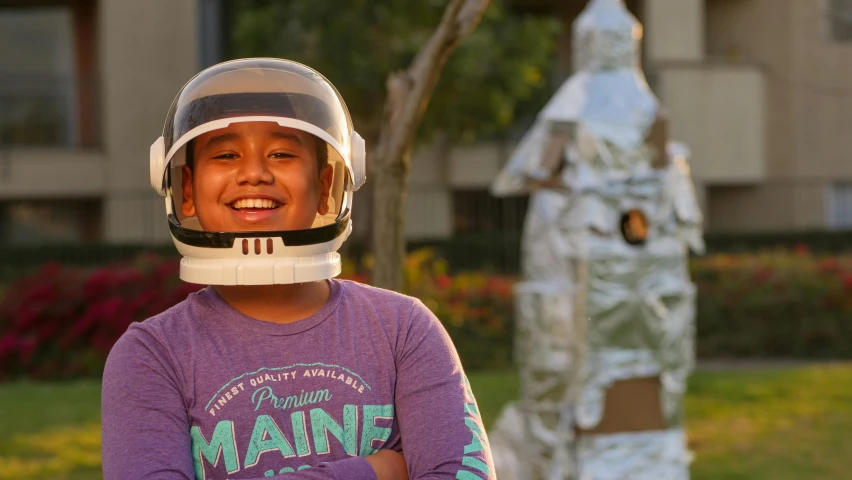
[
  {"xmin": 0, "ymin": 254, "xmax": 201, "ymax": 380},
  {"xmin": 0, "ymin": 249, "xmax": 515, "ymax": 379},
  {"xmin": 3, "ymin": 245, "xmax": 852, "ymax": 380}
]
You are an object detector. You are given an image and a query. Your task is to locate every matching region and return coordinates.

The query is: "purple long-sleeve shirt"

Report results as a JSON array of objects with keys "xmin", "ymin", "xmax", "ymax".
[{"xmin": 101, "ymin": 279, "xmax": 494, "ymax": 480}]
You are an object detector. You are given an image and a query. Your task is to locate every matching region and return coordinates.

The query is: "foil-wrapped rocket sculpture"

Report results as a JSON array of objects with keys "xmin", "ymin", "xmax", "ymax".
[{"xmin": 488, "ymin": 0, "xmax": 704, "ymax": 478}]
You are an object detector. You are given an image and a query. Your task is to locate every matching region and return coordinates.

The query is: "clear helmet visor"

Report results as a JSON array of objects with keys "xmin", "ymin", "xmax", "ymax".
[
  {"xmin": 168, "ymin": 128, "xmax": 350, "ymax": 232},
  {"xmin": 160, "ymin": 58, "xmax": 355, "ymax": 233}
]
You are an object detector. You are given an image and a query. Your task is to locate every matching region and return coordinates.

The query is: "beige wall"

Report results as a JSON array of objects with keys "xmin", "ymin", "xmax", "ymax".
[
  {"xmin": 99, "ymin": 0, "xmax": 200, "ymax": 243},
  {"xmin": 448, "ymin": 143, "xmax": 507, "ymax": 188},
  {"xmin": 657, "ymin": 64, "xmax": 766, "ymax": 184},
  {"xmin": 0, "ymin": 150, "xmax": 106, "ymax": 198},
  {"xmin": 405, "ymin": 140, "xmax": 515, "ymax": 239},
  {"xmin": 706, "ymin": 0, "xmax": 795, "ymax": 180},
  {"xmin": 708, "ymin": 180, "xmax": 827, "ymax": 232},
  {"xmin": 644, "ymin": 0, "xmax": 704, "ymax": 63},
  {"xmin": 405, "ymin": 188, "xmax": 453, "ymax": 239},
  {"xmin": 707, "ymin": 184, "xmax": 791, "ymax": 232},
  {"xmin": 407, "ymin": 142, "xmax": 452, "ymax": 240},
  {"xmin": 789, "ymin": 0, "xmax": 852, "ymax": 180},
  {"xmin": 702, "ymin": 0, "xmax": 852, "ymax": 231}
]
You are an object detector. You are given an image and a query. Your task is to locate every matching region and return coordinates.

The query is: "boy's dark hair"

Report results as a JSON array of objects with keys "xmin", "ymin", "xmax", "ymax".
[{"xmin": 184, "ymin": 133, "xmax": 328, "ymax": 174}]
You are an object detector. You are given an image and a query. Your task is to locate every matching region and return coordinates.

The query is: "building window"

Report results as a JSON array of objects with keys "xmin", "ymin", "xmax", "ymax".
[
  {"xmin": 0, "ymin": 199, "xmax": 101, "ymax": 244},
  {"xmin": 827, "ymin": 0, "xmax": 852, "ymax": 42},
  {"xmin": 0, "ymin": 2, "xmax": 99, "ymax": 147},
  {"xmin": 452, "ymin": 189, "xmax": 529, "ymax": 235},
  {"xmin": 827, "ymin": 184, "xmax": 852, "ymax": 229}
]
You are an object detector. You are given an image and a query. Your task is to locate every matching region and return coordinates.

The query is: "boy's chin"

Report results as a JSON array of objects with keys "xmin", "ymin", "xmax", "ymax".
[
  {"xmin": 205, "ymin": 220, "xmax": 314, "ymax": 233},
  {"xmin": 194, "ymin": 210, "xmax": 316, "ymax": 232}
]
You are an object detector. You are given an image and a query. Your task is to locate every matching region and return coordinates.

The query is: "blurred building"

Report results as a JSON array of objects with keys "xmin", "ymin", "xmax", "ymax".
[
  {"xmin": 410, "ymin": 0, "xmax": 852, "ymax": 238},
  {"xmin": 0, "ymin": 0, "xmax": 220, "ymax": 245},
  {"xmin": 5, "ymin": 0, "xmax": 852, "ymax": 245}
]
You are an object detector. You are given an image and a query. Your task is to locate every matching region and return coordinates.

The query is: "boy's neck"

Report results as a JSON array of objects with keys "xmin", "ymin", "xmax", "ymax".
[{"xmin": 212, "ymin": 280, "xmax": 331, "ymax": 324}]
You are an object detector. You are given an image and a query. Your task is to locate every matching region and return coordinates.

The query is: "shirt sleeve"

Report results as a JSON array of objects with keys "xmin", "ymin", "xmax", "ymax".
[
  {"xmin": 101, "ymin": 325, "xmax": 377, "ymax": 480},
  {"xmin": 393, "ymin": 300, "xmax": 496, "ymax": 479}
]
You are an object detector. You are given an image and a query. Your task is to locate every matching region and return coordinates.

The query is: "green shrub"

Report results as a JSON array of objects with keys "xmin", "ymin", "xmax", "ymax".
[{"xmin": 692, "ymin": 247, "xmax": 852, "ymax": 358}]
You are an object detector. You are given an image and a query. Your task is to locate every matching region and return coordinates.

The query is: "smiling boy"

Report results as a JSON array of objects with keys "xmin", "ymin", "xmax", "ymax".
[{"xmin": 101, "ymin": 59, "xmax": 494, "ymax": 480}]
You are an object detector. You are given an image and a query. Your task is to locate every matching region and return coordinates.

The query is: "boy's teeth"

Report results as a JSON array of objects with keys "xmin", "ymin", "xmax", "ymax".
[{"xmin": 233, "ymin": 199, "xmax": 278, "ymax": 209}]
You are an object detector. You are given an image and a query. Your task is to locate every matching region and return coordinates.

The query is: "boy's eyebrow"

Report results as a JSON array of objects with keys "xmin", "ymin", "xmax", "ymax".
[
  {"xmin": 201, "ymin": 130, "xmax": 305, "ymax": 150},
  {"xmin": 202, "ymin": 132, "xmax": 240, "ymax": 150},
  {"xmin": 269, "ymin": 131, "xmax": 305, "ymax": 146}
]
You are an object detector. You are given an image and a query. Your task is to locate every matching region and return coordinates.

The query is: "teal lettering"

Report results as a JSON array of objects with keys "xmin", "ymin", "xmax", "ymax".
[
  {"xmin": 462, "ymin": 456, "xmax": 490, "ymax": 474},
  {"xmin": 343, "ymin": 404, "xmax": 358, "ymax": 453},
  {"xmin": 191, "ymin": 420, "xmax": 240, "ymax": 479},
  {"xmin": 244, "ymin": 415, "xmax": 296, "ymax": 468},
  {"xmin": 252, "ymin": 386, "xmax": 273, "ymax": 412},
  {"xmin": 456, "ymin": 374, "xmax": 491, "ymax": 479},
  {"xmin": 360, "ymin": 404, "xmax": 394, "ymax": 456},
  {"xmin": 310, "ymin": 406, "xmax": 358, "ymax": 456},
  {"xmin": 461, "ymin": 374, "xmax": 474, "ymax": 399},
  {"xmin": 463, "ymin": 417, "xmax": 485, "ymax": 455},
  {"xmin": 253, "ymin": 387, "xmax": 333, "ymax": 412},
  {"xmin": 456, "ymin": 471, "xmax": 484, "ymax": 480},
  {"xmin": 291, "ymin": 410, "xmax": 311, "ymax": 456}
]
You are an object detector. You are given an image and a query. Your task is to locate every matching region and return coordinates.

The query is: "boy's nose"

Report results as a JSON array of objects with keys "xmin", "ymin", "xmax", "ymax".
[{"xmin": 235, "ymin": 153, "xmax": 274, "ymax": 185}]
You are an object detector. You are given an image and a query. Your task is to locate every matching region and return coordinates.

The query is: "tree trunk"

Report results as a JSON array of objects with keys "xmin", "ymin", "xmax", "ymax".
[{"xmin": 370, "ymin": 0, "xmax": 491, "ymax": 291}]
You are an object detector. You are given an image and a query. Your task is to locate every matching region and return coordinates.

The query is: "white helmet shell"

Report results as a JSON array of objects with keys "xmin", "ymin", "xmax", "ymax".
[{"xmin": 150, "ymin": 58, "xmax": 365, "ymax": 285}]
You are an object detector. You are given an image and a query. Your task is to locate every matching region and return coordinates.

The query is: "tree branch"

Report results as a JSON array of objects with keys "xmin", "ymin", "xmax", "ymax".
[
  {"xmin": 371, "ymin": 0, "xmax": 491, "ymax": 290},
  {"xmin": 379, "ymin": 0, "xmax": 490, "ymax": 168}
]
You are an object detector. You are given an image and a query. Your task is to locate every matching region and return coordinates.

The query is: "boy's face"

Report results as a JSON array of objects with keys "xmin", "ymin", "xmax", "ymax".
[{"xmin": 180, "ymin": 122, "xmax": 333, "ymax": 232}]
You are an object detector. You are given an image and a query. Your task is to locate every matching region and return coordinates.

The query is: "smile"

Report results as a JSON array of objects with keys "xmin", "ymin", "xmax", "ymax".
[{"xmin": 230, "ymin": 198, "xmax": 281, "ymax": 210}]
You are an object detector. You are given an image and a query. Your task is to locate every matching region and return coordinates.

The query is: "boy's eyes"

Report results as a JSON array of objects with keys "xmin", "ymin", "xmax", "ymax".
[{"xmin": 208, "ymin": 152, "xmax": 297, "ymax": 160}]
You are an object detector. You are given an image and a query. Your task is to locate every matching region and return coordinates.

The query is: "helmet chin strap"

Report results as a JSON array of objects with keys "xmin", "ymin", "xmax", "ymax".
[
  {"xmin": 178, "ymin": 249, "xmax": 345, "ymax": 286},
  {"xmin": 172, "ymin": 220, "xmax": 352, "ymax": 286},
  {"xmin": 165, "ymin": 192, "xmax": 353, "ymax": 285}
]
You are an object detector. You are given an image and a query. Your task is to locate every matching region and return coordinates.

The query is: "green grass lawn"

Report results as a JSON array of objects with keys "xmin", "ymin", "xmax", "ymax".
[
  {"xmin": 0, "ymin": 381, "xmax": 101, "ymax": 480},
  {"xmin": 2, "ymin": 364, "xmax": 851, "ymax": 479}
]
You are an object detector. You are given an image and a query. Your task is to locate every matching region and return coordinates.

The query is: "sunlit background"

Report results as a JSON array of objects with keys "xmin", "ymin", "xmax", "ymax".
[{"xmin": 2, "ymin": 0, "xmax": 852, "ymax": 479}]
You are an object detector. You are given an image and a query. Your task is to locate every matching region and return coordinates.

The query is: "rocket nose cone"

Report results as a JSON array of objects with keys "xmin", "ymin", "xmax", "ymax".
[{"xmin": 573, "ymin": 0, "xmax": 642, "ymax": 72}]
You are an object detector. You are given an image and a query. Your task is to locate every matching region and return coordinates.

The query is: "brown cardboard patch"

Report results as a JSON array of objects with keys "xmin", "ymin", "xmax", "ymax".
[
  {"xmin": 647, "ymin": 108, "xmax": 670, "ymax": 169},
  {"xmin": 542, "ymin": 128, "xmax": 571, "ymax": 176},
  {"xmin": 576, "ymin": 376, "xmax": 665, "ymax": 435}
]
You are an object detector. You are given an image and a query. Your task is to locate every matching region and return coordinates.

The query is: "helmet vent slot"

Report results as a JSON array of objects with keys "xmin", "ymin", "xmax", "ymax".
[
  {"xmin": 267, "ymin": 238, "xmax": 274, "ymax": 254},
  {"xmin": 254, "ymin": 239, "xmax": 261, "ymax": 255},
  {"xmin": 242, "ymin": 239, "xmax": 249, "ymax": 255}
]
